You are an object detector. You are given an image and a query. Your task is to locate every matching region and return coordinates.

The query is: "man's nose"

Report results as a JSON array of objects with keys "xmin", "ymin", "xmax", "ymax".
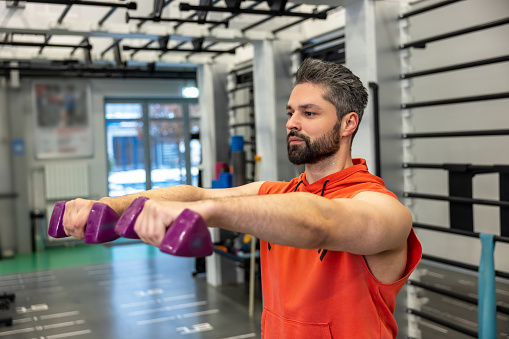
[{"xmin": 286, "ymin": 113, "xmax": 301, "ymax": 131}]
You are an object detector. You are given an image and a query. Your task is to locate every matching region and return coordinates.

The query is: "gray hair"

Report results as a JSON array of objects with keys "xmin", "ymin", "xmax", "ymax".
[{"xmin": 295, "ymin": 58, "xmax": 368, "ymax": 140}]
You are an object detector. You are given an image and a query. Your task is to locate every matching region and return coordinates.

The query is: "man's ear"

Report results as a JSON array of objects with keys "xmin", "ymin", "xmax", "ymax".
[{"xmin": 341, "ymin": 112, "xmax": 359, "ymax": 137}]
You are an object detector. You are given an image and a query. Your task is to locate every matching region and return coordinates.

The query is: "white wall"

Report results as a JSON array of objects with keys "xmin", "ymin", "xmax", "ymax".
[{"xmin": 401, "ymin": 0, "xmax": 509, "ymax": 271}]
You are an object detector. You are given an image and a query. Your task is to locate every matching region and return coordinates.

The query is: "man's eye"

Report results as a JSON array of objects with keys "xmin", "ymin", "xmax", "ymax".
[
  {"xmin": 305, "ymin": 111, "xmax": 315, "ymax": 117},
  {"xmin": 287, "ymin": 112, "xmax": 294, "ymax": 118}
]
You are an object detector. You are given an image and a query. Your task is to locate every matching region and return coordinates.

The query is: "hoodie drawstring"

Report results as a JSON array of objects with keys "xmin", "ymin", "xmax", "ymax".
[
  {"xmin": 318, "ymin": 180, "xmax": 329, "ymax": 261},
  {"xmin": 268, "ymin": 180, "xmax": 304, "ymax": 251},
  {"xmin": 268, "ymin": 179, "xmax": 330, "ymax": 261}
]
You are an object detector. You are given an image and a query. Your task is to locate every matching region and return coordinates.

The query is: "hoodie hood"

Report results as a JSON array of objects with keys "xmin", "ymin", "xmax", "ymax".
[{"xmin": 294, "ymin": 158, "xmax": 386, "ymax": 196}]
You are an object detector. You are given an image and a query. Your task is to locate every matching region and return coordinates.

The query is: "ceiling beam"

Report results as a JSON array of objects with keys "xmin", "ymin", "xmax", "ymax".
[
  {"xmin": 179, "ymin": 3, "xmax": 328, "ymax": 19},
  {"xmin": 1, "ymin": 0, "xmax": 137, "ymax": 9},
  {"xmin": 0, "ymin": 24, "xmax": 302, "ymax": 43}
]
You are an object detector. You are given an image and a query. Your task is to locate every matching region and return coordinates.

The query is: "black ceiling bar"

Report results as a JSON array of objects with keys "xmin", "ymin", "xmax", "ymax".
[
  {"xmin": 101, "ymin": 39, "xmax": 121, "ymax": 58},
  {"xmin": 0, "ymin": 41, "xmax": 92, "ymax": 49},
  {"xmin": 402, "ymin": 129, "xmax": 509, "ymax": 139},
  {"xmin": 98, "ymin": 7, "xmax": 118, "ymax": 26},
  {"xmin": 401, "ymin": 55, "xmax": 509, "ymax": 79},
  {"xmin": 123, "ymin": 45, "xmax": 235, "ymax": 54},
  {"xmin": 0, "ymin": 64, "xmax": 196, "ymax": 79},
  {"xmin": 159, "ymin": 38, "xmax": 184, "ymax": 58},
  {"xmin": 179, "ymin": 3, "xmax": 327, "ymax": 19},
  {"xmin": 272, "ymin": 6, "xmax": 335, "ymax": 34},
  {"xmin": 185, "ymin": 1, "xmax": 273, "ymax": 58},
  {"xmin": 38, "ymin": 4, "xmax": 72, "ymax": 54},
  {"xmin": 184, "ymin": 41, "xmax": 219, "ymax": 58},
  {"xmin": 423, "ymin": 253, "xmax": 509, "ymax": 280},
  {"xmin": 241, "ymin": 3, "xmax": 301, "ymax": 32},
  {"xmin": 172, "ymin": 0, "xmax": 221, "ymax": 30},
  {"xmin": 404, "ymin": 192, "xmax": 509, "ymax": 208},
  {"xmin": 400, "ymin": 17, "xmax": 509, "ymax": 49},
  {"xmin": 58, "ymin": 4, "xmax": 73, "ymax": 24},
  {"xmin": 401, "ymin": 92, "xmax": 509, "ymax": 109},
  {"xmin": 407, "ymin": 308, "xmax": 477, "ymax": 338},
  {"xmin": 398, "ymin": 0, "xmax": 464, "ymax": 20},
  {"xmin": 4, "ymin": 0, "xmax": 137, "ymax": 9},
  {"xmin": 209, "ymin": 1, "xmax": 262, "ymax": 31},
  {"xmin": 211, "ymin": 42, "xmax": 247, "ymax": 60},
  {"xmin": 185, "ymin": 1, "xmax": 261, "ymax": 58},
  {"xmin": 209, "ymin": 6, "xmax": 335, "ymax": 59},
  {"xmin": 38, "ymin": 34, "xmax": 52, "ymax": 54},
  {"xmin": 0, "ymin": 193, "xmax": 17, "ymax": 199},
  {"xmin": 130, "ymin": 40, "xmax": 155, "ymax": 58},
  {"xmin": 126, "ymin": 13, "xmax": 228, "ymax": 27},
  {"xmin": 135, "ymin": 0, "xmax": 173, "ymax": 28},
  {"xmin": 207, "ymin": 4, "xmax": 327, "ymax": 60},
  {"xmin": 70, "ymin": 37, "xmax": 89, "ymax": 56}
]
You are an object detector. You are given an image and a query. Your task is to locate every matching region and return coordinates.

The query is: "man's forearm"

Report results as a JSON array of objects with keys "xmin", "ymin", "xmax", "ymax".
[
  {"xmin": 100, "ymin": 185, "xmax": 205, "ymax": 215},
  {"xmin": 194, "ymin": 191, "xmax": 411, "ymax": 255},
  {"xmin": 197, "ymin": 192, "xmax": 336, "ymax": 250}
]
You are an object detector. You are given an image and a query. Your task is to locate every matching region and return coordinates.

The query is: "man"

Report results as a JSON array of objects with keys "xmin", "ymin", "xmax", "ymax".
[{"xmin": 64, "ymin": 58, "xmax": 421, "ymax": 338}]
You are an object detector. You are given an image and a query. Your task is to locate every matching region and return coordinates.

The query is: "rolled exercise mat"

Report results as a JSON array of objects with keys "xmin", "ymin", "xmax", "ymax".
[
  {"xmin": 48, "ymin": 201, "xmax": 120, "ymax": 244},
  {"xmin": 115, "ymin": 196, "xmax": 213, "ymax": 257}
]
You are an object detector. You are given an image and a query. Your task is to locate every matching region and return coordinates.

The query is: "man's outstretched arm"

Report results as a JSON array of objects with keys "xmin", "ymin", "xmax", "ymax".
[
  {"xmin": 135, "ymin": 190, "xmax": 412, "ymax": 256},
  {"xmin": 62, "ymin": 182, "xmax": 264, "ymax": 239}
]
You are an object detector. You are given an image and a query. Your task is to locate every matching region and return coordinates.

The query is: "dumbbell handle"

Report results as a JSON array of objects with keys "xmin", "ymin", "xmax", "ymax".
[
  {"xmin": 48, "ymin": 201, "xmax": 120, "ymax": 244},
  {"xmin": 115, "ymin": 197, "xmax": 213, "ymax": 257}
]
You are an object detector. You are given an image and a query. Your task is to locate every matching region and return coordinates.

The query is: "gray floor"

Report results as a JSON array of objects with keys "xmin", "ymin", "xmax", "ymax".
[{"xmin": 0, "ymin": 255, "xmax": 262, "ymax": 339}]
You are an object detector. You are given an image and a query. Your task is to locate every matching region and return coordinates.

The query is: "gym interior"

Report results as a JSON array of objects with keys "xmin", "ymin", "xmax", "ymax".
[{"xmin": 0, "ymin": 0, "xmax": 508, "ymax": 338}]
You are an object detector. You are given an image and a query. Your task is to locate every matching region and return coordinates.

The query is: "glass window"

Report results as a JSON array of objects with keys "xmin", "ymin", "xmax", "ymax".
[
  {"xmin": 105, "ymin": 103, "xmax": 143, "ymax": 120},
  {"xmin": 189, "ymin": 103, "xmax": 201, "ymax": 118},
  {"xmin": 148, "ymin": 103, "xmax": 183, "ymax": 119},
  {"xmin": 106, "ymin": 120, "xmax": 146, "ymax": 197},
  {"xmin": 105, "ymin": 99, "xmax": 200, "ymax": 197},
  {"xmin": 150, "ymin": 119, "xmax": 186, "ymax": 189}
]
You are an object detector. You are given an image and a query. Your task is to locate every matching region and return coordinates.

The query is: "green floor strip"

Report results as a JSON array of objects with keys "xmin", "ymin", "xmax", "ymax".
[{"xmin": 0, "ymin": 242, "xmax": 165, "ymax": 276}]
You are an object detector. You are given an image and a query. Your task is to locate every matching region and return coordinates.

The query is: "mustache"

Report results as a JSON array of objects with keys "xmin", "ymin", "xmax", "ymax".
[{"xmin": 287, "ymin": 130, "xmax": 310, "ymax": 143}]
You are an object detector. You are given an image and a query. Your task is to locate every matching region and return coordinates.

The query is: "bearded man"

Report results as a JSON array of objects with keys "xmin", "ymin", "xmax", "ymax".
[{"xmin": 63, "ymin": 58, "xmax": 421, "ymax": 338}]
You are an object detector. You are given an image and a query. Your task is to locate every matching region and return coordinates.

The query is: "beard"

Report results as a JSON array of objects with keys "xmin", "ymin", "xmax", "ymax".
[{"xmin": 287, "ymin": 121, "xmax": 341, "ymax": 165}]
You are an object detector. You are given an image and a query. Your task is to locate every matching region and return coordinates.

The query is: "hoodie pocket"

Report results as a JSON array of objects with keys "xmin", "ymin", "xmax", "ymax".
[{"xmin": 261, "ymin": 308, "xmax": 332, "ymax": 339}]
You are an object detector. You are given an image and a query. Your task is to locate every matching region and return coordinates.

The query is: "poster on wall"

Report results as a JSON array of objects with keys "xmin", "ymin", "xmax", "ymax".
[{"xmin": 33, "ymin": 82, "xmax": 93, "ymax": 159}]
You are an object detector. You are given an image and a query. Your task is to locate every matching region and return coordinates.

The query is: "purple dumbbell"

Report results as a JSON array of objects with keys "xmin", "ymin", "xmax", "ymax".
[
  {"xmin": 115, "ymin": 196, "xmax": 213, "ymax": 257},
  {"xmin": 48, "ymin": 201, "xmax": 121, "ymax": 244}
]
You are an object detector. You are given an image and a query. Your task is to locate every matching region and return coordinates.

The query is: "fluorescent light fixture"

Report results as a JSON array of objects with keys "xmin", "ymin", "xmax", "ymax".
[{"xmin": 182, "ymin": 87, "xmax": 199, "ymax": 98}]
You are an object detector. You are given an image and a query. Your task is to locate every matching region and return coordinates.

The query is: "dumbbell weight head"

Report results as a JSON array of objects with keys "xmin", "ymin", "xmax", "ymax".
[
  {"xmin": 47, "ymin": 201, "xmax": 120, "ymax": 244},
  {"xmin": 117, "ymin": 197, "xmax": 213, "ymax": 257},
  {"xmin": 114, "ymin": 196, "xmax": 148, "ymax": 239},
  {"xmin": 48, "ymin": 201, "xmax": 68, "ymax": 238},
  {"xmin": 85, "ymin": 203, "xmax": 121, "ymax": 244},
  {"xmin": 159, "ymin": 208, "xmax": 213, "ymax": 257}
]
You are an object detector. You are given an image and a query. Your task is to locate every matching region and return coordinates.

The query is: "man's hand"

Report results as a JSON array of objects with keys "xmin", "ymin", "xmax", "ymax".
[
  {"xmin": 134, "ymin": 200, "xmax": 192, "ymax": 247},
  {"xmin": 62, "ymin": 198, "xmax": 96, "ymax": 239}
]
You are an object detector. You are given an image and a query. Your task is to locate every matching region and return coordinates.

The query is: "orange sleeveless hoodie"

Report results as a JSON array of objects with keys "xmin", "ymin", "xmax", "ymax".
[{"xmin": 258, "ymin": 159, "xmax": 422, "ymax": 338}]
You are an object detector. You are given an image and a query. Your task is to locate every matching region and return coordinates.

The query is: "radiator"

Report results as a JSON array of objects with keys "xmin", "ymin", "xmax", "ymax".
[{"xmin": 44, "ymin": 163, "xmax": 89, "ymax": 200}]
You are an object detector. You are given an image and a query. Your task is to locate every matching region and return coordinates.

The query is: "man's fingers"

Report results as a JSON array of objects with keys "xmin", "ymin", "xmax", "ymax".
[
  {"xmin": 134, "ymin": 201, "xmax": 174, "ymax": 248},
  {"xmin": 62, "ymin": 198, "xmax": 93, "ymax": 240}
]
